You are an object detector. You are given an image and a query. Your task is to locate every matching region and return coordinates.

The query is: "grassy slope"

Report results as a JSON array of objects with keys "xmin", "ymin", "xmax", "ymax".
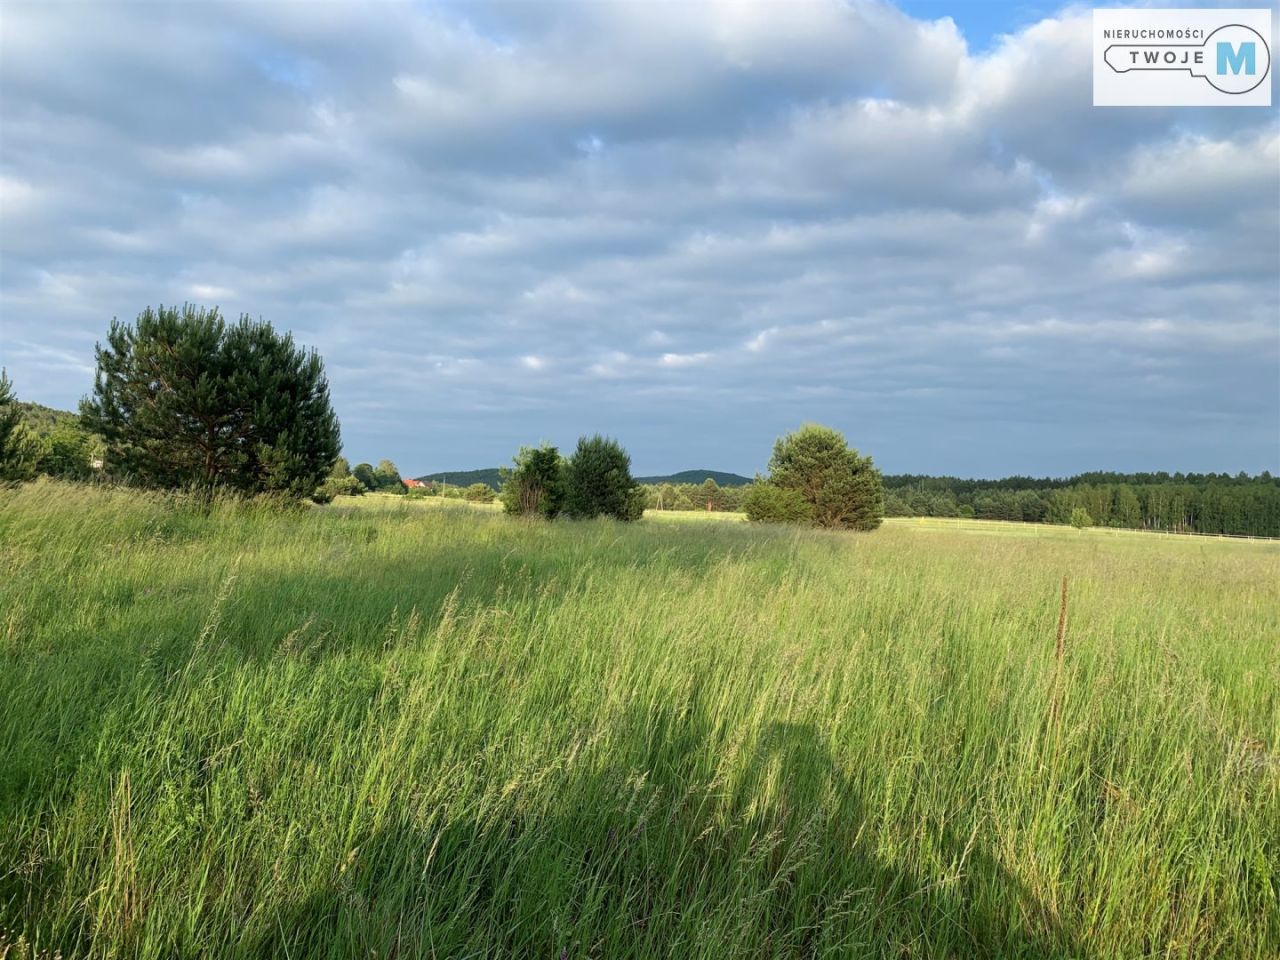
[{"xmin": 1, "ymin": 482, "xmax": 1277, "ymax": 959}]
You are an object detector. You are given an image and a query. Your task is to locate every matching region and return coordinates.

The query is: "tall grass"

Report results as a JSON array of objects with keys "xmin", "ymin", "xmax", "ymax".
[{"xmin": 1, "ymin": 480, "xmax": 1276, "ymax": 958}]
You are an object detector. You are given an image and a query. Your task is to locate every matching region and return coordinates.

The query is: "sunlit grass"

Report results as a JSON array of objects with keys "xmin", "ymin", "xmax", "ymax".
[
  {"xmin": 885, "ymin": 515, "xmax": 1280, "ymax": 544},
  {"xmin": 346, "ymin": 491, "xmax": 503, "ymax": 513},
  {"xmin": 2, "ymin": 480, "xmax": 1276, "ymax": 959},
  {"xmin": 643, "ymin": 508, "xmax": 748, "ymax": 523}
]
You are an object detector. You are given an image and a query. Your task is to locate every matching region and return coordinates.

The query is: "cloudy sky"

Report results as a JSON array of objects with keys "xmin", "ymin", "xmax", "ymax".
[{"xmin": 1, "ymin": 0, "xmax": 1276, "ymax": 477}]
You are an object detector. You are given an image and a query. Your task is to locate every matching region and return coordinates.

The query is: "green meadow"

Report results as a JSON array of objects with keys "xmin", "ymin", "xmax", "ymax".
[{"xmin": 1, "ymin": 481, "xmax": 1276, "ymax": 959}]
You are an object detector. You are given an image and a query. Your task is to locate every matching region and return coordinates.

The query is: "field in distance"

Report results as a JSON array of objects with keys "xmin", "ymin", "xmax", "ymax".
[
  {"xmin": 359, "ymin": 492, "xmax": 1278, "ymax": 544},
  {"xmin": 1, "ymin": 482, "xmax": 1276, "ymax": 958}
]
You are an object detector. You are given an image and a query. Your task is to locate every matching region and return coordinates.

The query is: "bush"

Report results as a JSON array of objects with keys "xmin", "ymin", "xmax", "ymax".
[
  {"xmin": 742, "ymin": 481, "xmax": 814, "ymax": 524},
  {"xmin": 312, "ymin": 474, "xmax": 364, "ymax": 503},
  {"xmin": 563, "ymin": 435, "xmax": 642, "ymax": 521},
  {"xmin": 765, "ymin": 424, "xmax": 883, "ymax": 530},
  {"xmin": 1070, "ymin": 507, "xmax": 1093, "ymax": 529},
  {"xmin": 500, "ymin": 444, "xmax": 565, "ymax": 517},
  {"xmin": 37, "ymin": 420, "xmax": 100, "ymax": 481},
  {"xmin": 352, "ymin": 463, "xmax": 377, "ymax": 491},
  {"xmin": 374, "ymin": 460, "xmax": 405, "ymax": 492},
  {"xmin": 621, "ymin": 485, "xmax": 647, "ymax": 522},
  {"xmin": 464, "ymin": 482, "xmax": 496, "ymax": 503}
]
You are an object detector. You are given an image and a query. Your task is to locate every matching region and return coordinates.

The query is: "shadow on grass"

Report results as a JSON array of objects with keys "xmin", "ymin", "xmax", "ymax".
[
  {"xmin": 0, "ymin": 516, "xmax": 762, "ymax": 820},
  {"xmin": 171, "ymin": 516, "xmax": 777, "ymax": 663},
  {"xmin": 245, "ymin": 702, "xmax": 1084, "ymax": 959},
  {"xmin": 4, "ymin": 513, "xmax": 1084, "ymax": 957},
  {"xmin": 1, "ymin": 519, "xmax": 812, "ymax": 955}
]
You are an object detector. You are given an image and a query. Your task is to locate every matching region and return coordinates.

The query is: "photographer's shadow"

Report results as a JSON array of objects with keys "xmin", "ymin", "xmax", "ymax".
[
  {"xmin": 734, "ymin": 720, "xmax": 1080, "ymax": 958},
  {"xmin": 246, "ymin": 707, "xmax": 1084, "ymax": 959}
]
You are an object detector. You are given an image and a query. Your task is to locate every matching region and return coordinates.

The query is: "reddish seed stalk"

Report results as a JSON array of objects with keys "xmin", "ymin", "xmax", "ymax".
[
  {"xmin": 1050, "ymin": 576, "xmax": 1068, "ymax": 729},
  {"xmin": 1055, "ymin": 576, "xmax": 1068, "ymax": 664}
]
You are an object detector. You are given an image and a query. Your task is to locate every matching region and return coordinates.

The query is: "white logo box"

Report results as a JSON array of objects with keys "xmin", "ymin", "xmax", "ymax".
[{"xmin": 1093, "ymin": 7, "xmax": 1272, "ymax": 106}]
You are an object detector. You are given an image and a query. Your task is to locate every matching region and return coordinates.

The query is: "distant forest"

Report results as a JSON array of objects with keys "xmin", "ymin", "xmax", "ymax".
[
  {"xmin": 419, "ymin": 465, "xmax": 1279, "ymax": 537},
  {"xmin": 882, "ymin": 472, "xmax": 1280, "ymax": 538},
  {"xmin": 16, "ymin": 401, "xmax": 79, "ymax": 436},
  {"xmin": 415, "ymin": 468, "xmax": 506, "ymax": 489},
  {"xmin": 416, "ymin": 468, "xmax": 753, "ymax": 489},
  {"xmin": 14, "ymin": 398, "xmax": 1280, "ymax": 537}
]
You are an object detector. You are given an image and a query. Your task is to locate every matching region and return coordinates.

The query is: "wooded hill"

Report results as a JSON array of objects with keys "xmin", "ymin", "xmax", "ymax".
[
  {"xmin": 415, "ymin": 468, "xmax": 754, "ymax": 489},
  {"xmin": 636, "ymin": 470, "xmax": 752, "ymax": 487},
  {"xmin": 414, "ymin": 468, "xmax": 505, "ymax": 489},
  {"xmin": 15, "ymin": 401, "xmax": 1277, "ymax": 537},
  {"xmin": 17, "ymin": 401, "xmax": 81, "ymax": 437}
]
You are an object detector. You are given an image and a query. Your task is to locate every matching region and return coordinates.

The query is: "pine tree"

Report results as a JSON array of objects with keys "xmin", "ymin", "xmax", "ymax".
[
  {"xmin": 563, "ymin": 435, "xmax": 644, "ymax": 521},
  {"xmin": 80, "ymin": 305, "xmax": 340, "ymax": 497},
  {"xmin": 763, "ymin": 424, "xmax": 883, "ymax": 530},
  {"xmin": 0, "ymin": 369, "xmax": 39, "ymax": 483}
]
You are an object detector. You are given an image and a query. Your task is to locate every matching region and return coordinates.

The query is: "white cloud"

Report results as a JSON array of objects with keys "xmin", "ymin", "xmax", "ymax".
[
  {"xmin": 189, "ymin": 283, "xmax": 235, "ymax": 301},
  {"xmin": 0, "ymin": 0, "xmax": 1275, "ymax": 474},
  {"xmin": 745, "ymin": 328, "xmax": 776, "ymax": 353},
  {"xmin": 660, "ymin": 352, "xmax": 711, "ymax": 368}
]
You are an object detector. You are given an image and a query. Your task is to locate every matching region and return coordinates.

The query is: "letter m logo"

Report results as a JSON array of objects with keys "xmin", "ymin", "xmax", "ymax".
[{"xmin": 1217, "ymin": 41, "xmax": 1256, "ymax": 75}]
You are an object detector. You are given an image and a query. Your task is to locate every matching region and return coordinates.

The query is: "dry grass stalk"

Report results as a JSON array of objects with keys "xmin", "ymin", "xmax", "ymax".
[{"xmin": 1049, "ymin": 576, "xmax": 1068, "ymax": 728}]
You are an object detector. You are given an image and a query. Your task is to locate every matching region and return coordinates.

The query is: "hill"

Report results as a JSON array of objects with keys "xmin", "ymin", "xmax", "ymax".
[
  {"xmin": 416, "ymin": 467, "xmax": 754, "ymax": 490},
  {"xmin": 18, "ymin": 401, "xmax": 80, "ymax": 437},
  {"xmin": 635, "ymin": 470, "xmax": 752, "ymax": 487},
  {"xmin": 415, "ymin": 468, "xmax": 504, "ymax": 489}
]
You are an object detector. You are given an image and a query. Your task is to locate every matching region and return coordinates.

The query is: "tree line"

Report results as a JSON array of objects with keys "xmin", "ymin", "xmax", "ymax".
[
  {"xmin": 882, "ymin": 473, "xmax": 1280, "ymax": 537},
  {"xmin": 640, "ymin": 472, "xmax": 1280, "ymax": 539},
  {"xmin": 9, "ymin": 304, "xmax": 1268, "ymax": 537},
  {"xmin": 317, "ymin": 458, "xmax": 501, "ymax": 504},
  {"xmin": 642, "ymin": 478, "xmax": 749, "ymax": 513},
  {"xmin": 0, "ymin": 382, "xmax": 106, "ymax": 484},
  {"xmin": 3, "ymin": 305, "xmax": 886, "ymax": 531},
  {"xmin": 497, "ymin": 424, "xmax": 884, "ymax": 529}
]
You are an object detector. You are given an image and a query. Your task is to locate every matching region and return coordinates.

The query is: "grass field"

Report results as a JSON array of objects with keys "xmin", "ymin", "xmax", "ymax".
[{"xmin": 1, "ymin": 481, "xmax": 1277, "ymax": 959}]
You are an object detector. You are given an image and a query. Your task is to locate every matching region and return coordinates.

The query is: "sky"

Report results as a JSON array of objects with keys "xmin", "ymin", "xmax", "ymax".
[{"xmin": 1, "ymin": 1, "xmax": 1277, "ymax": 478}]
